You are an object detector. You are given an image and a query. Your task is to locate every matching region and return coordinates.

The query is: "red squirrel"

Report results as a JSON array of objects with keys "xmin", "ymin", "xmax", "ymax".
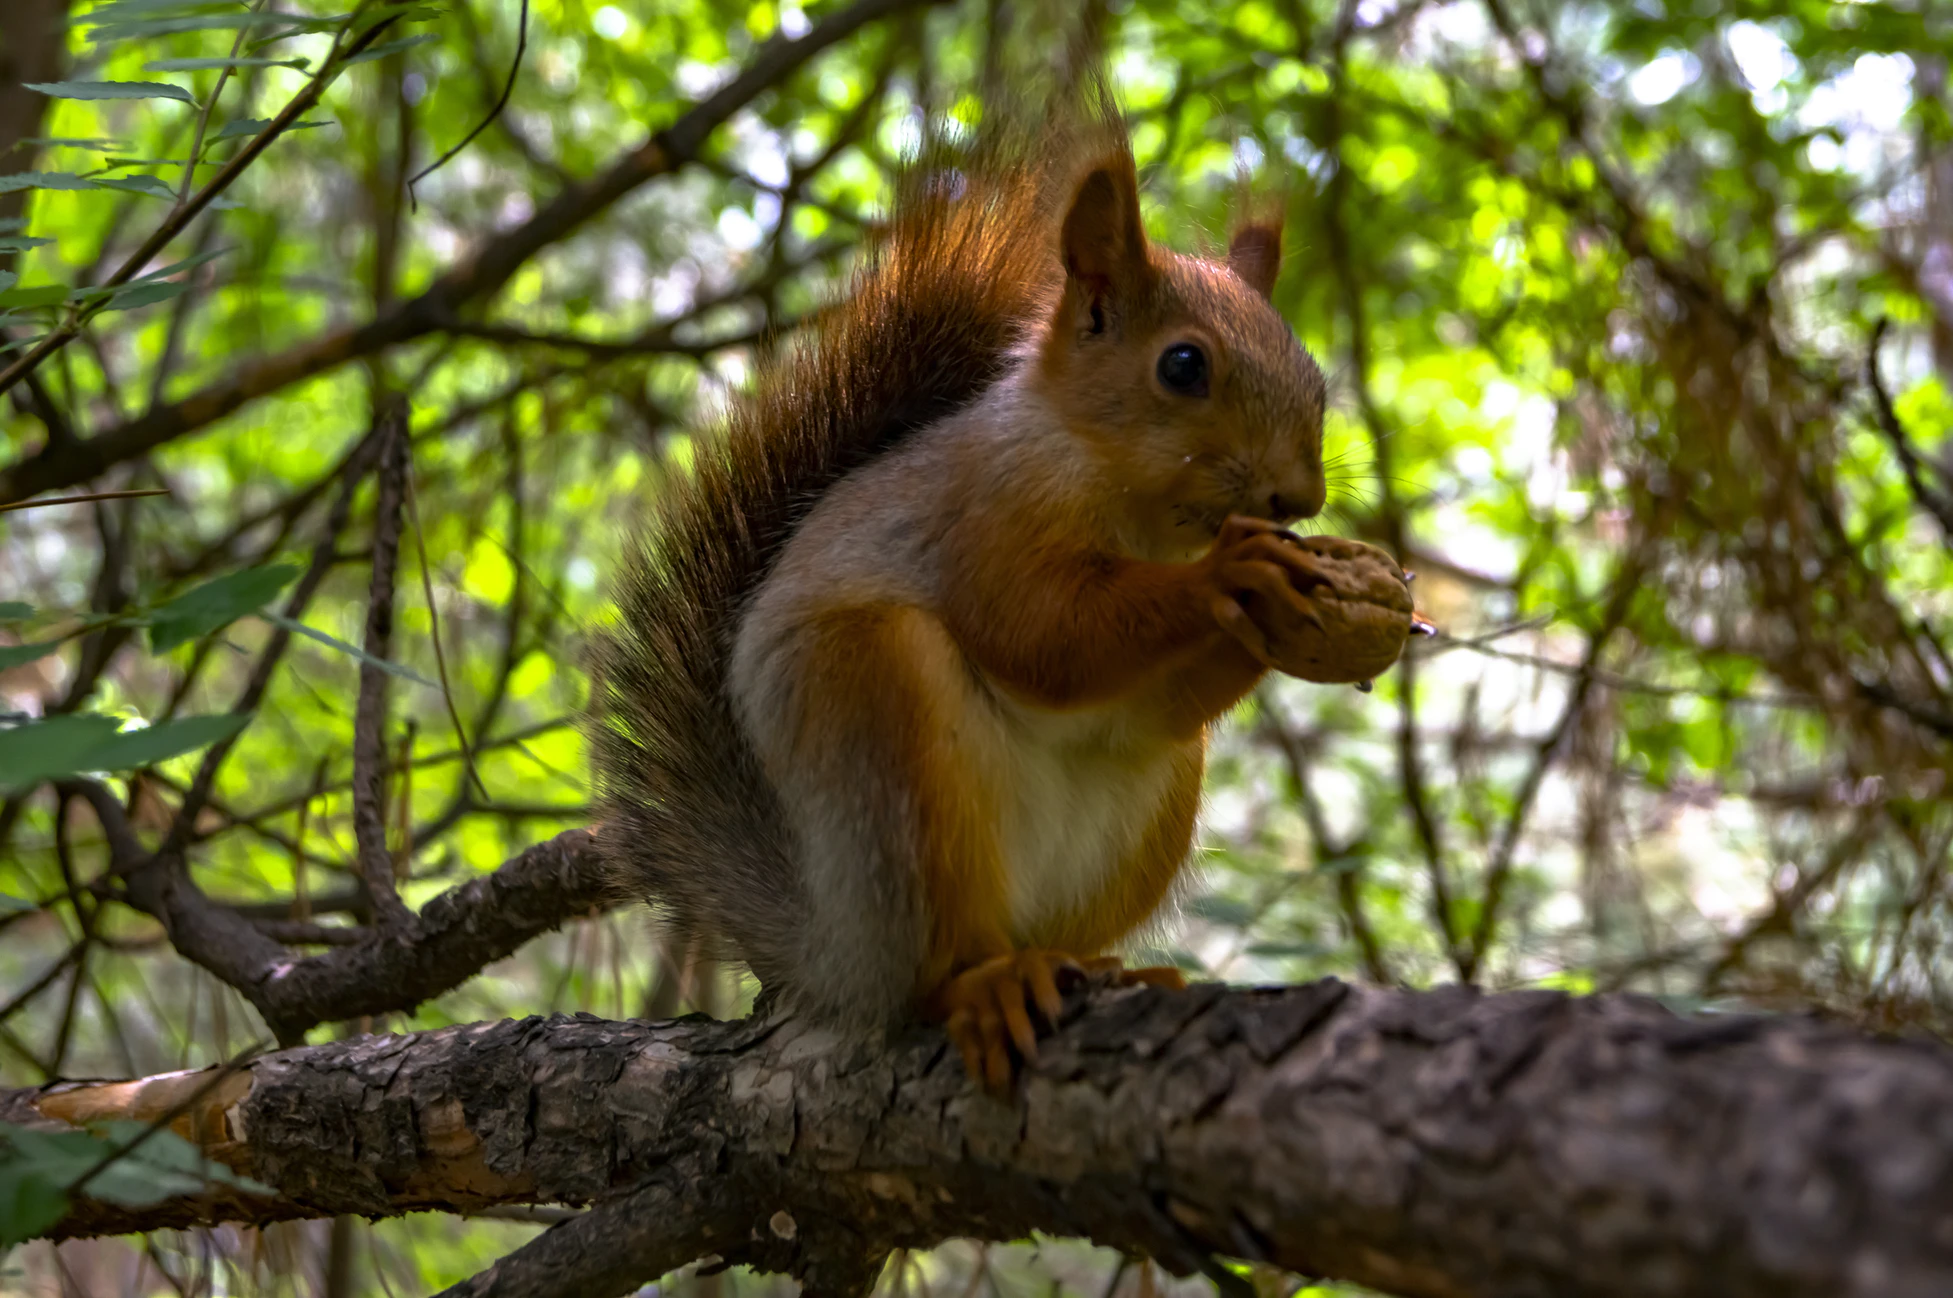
[{"xmin": 591, "ymin": 107, "xmax": 1411, "ymax": 1090}]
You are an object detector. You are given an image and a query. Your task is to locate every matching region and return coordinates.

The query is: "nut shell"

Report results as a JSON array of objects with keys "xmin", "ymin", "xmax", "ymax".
[{"xmin": 1275, "ymin": 534, "xmax": 1413, "ymax": 684}]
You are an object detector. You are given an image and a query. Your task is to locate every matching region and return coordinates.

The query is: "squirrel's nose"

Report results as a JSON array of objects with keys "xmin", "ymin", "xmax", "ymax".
[{"xmin": 1268, "ymin": 484, "xmax": 1324, "ymax": 522}]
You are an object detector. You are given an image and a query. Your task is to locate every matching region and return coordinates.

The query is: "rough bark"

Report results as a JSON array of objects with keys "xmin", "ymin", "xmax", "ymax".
[{"xmin": 9, "ymin": 979, "xmax": 1953, "ymax": 1298}]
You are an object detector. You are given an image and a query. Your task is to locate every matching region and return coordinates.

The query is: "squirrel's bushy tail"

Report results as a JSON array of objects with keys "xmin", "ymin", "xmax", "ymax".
[{"xmin": 589, "ymin": 122, "xmax": 1085, "ymax": 996}]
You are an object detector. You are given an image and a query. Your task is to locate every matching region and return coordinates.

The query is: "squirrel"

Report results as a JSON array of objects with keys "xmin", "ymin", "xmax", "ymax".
[{"xmin": 590, "ymin": 101, "xmax": 1413, "ymax": 1091}]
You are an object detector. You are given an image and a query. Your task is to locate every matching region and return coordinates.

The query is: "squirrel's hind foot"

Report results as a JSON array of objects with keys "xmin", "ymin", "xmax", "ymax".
[{"xmin": 930, "ymin": 951, "xmax": 1188, "ymax": 1094}]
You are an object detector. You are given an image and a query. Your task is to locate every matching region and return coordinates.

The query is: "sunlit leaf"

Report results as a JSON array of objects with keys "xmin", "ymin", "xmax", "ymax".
[
  {"xmin": 0, "ymin": 712, "xmax": 248, "ymax": 791},
  {"xmin": 0, "ymin": 714, "xmax": 123, "ymax": 792},
  {"xmin": 0, "ymin": 284, "xmax": 73, "ymax": 309}
]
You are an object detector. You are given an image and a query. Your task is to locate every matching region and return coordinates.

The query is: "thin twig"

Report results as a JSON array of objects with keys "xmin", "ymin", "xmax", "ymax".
[
  {"xmin": 175, "ymin": 0, "xmax": 268, "ymax": 208},
  {"xmin": 406, "ymin": 468, "xmax": 482, "ymax": 800},
  {"xmin": 407, "ymin": 0, "xmax": 530, "ymax": 207},
  {"xmin": 1866, "ymin": 317, "xmax": 1953, "ymax": 538},
  {"xmin": 1464, "ymin": 550, "xmax": 1649, "ymax": 980},
  {"xmin": 0, "ymin": 488, "xmax": 169, "ymax": 513}
]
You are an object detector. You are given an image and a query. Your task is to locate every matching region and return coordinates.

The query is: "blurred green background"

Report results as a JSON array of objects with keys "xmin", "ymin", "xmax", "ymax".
[{"xmin": 2, "ymin": 0, "xmax": 1950, "ymax": 1292}]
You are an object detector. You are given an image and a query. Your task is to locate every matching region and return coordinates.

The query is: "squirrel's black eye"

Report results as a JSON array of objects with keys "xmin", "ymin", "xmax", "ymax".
[{"xmin": 1157, "ymin": 343, "xmax": 1208, "ymax": 396}]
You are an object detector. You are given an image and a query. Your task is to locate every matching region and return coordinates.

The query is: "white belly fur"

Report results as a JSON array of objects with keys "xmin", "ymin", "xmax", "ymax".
[{"xmin": 986, "ymin": 699, "xmax": 1181, "ymax": 944}]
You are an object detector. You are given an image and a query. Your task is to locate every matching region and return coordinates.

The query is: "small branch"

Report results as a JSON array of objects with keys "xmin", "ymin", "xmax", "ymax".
[
  {"xmin": 408, "ymin": 0, "xmax": 530, "ymax": 205},
  {"xmin": 1867, "ymin": 317, "xmax": 1953, "ymax": 539},
  {"xmin": 432, "ymin": 1182, "xmax": 751, "ymax": 1298},
  {"xmin": 1463, "ymin": 551, "xmax": 1647, "ymax": 979},
  {"xmin": 0, "ymin": 487, "xmax": 170, "ymax": 513},
  {"xmin": 352, "ymin": 407, "xmax": 415, "ymax": 932},
  {"xmin": 70, "ymin": 765, "xmax": 610, "ymax": 1041}
]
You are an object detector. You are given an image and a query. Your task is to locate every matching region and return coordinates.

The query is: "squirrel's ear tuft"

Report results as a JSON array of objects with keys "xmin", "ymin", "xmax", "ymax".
[
  {"xmin": 1228, "ymin": 218, "xmax": 1283, "ymax": 300},
  {"xmin": 1060, "ymin": 155, "xmax": 1148, "ymax": 308}
]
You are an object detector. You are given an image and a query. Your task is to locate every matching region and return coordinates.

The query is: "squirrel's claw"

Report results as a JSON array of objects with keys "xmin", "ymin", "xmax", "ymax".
[{"xmin": 931, "ymin": 949, "xmax": 1086, "ymax": 1095}]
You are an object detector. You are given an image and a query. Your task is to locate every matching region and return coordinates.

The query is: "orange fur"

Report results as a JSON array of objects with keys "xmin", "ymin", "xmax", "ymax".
[{"xmin": 792, "ymin": 606, "xmax": 1017, "ymax": 993}]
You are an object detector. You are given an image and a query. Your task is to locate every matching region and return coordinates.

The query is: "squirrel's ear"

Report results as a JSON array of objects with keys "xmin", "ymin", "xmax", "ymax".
[
  {"xmin": 1060, "ymin": 157, "xmax": 1149, "ymax": 312},
  {"xmin": 1228, "ymin": 218, "xmax": 1283, "ymax": 300}
]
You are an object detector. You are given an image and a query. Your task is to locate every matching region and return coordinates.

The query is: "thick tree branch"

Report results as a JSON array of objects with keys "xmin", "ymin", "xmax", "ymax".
[
  {"xmin": 0, "ymin": 0, "xmax": 934, "ymax": 508},
  {"xmin": 8, "ymin": 981, "xmax": 1953, "ymax": 1298}
]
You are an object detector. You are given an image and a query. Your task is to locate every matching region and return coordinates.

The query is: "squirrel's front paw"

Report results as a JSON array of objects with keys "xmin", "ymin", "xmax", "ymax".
[
  {"xmin": 1204, "ymin": 517, "xmax": 1413, "ymax": 684},
  {"xmin": 928, "ymin": 949, "xmax": 1083, "ymax": 1094}
]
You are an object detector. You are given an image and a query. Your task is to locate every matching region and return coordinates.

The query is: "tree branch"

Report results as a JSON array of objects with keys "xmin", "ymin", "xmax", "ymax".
[
  {"xmin": 8, "ymin": 981, "xmax": 1953, "ymax": 1298},
  {"xmin": 352, "ymin": 407, "xmax": 414, "ymax": 932},
  {"xmin": 66, "ymin": 773, "xmax": 609, "ymax": 1043}
]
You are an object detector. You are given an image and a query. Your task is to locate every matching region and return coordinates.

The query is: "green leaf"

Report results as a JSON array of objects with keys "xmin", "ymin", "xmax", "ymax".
[
  {"xmin": 0, "ymin": 603, "xmax": 33, "ymax": 622},
  {"xmin": 260, "ymin": 612, "xmax": 437, "ymax": 686},
  {"xmin": 0, "ymin": 285, "xmax": 73, "ymax": 309},
  {"xmin": 0, "ymin": 237, "xmax": 56, "ymax": 252},
  {"xmin": 0, "ymin": 272, "xmax": 14, "ymax": 295},
  {"xmin": 208, "ymin": 117, "xmax": 331, "ymax": 143},
  {"xmin": 0, "ymin": 1119, "xmax": 270, "ymax": 1245},
  {"xmin": 100, "ymin": 281, "xmax": 191, "ymax": 311},
  {"xmin": 0, "ymin": 714, "xmax": 123, "ymax": 792},
  {"xmin": 1186, "ymin": 894, "xmax": 1258, "ymax": 926},
  {"xmin": 0, "ymin": 640, "xmax": 65, "ymax": 670},
  {"xmin": 91, "ymin": 12, "xmax": 343, "ymax": 39},
  {"xmin": 0, "ymin": 172, "xmax": 96, "ymax": 193},
  {"xmin": 91, "ymin": 174, "xmax": 177, "ymax": 200},
  {"xmin": 68, "ymin": 713, "xmax": 251, "ymax": 775},
  {"xmin": 0, "ymin": 894, "xmax": 37, "ymax": 913},
  {"xmin": 128, "ymin": 245, "xmax": 232, "ymax": 284},
  {"xmin": 25, "ymin": 81, "xmax": 196, "ymax": 106},
  {"xmin": 344, "ymin": 34, "xmax": 440, "ymax": 65},
  {"xmin": 0, "ymin": 1162, "xmax": 70, "ymax": 1248},
  {"xmin": 14, "ymin": 137, "xmax": 124, "ymax": 151},
  {"xmin": 147, "ymin": 563, "xmax": 300, "ymax": 653},
  {"xmin": 0, "ymin": 712, "xmax": 248, "ymax": 791},
  {"xmin": 95, "ymin": 1122, "xmax": 274, "ymax": 1199},
  {"xmin": 147, "ymin": 56, "xmax": 310, "ymax": 72},
  {"xmin": 72, "ymin": 0, "xmax": 238, "ymax": 22}
]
